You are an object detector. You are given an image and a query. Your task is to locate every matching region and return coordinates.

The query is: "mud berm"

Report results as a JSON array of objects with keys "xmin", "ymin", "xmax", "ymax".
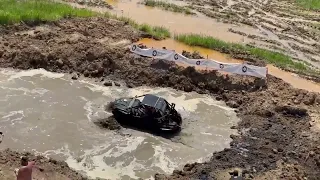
[{"xmin": 0, "ymin": 17, "xmax": 320, "ymax": 179}]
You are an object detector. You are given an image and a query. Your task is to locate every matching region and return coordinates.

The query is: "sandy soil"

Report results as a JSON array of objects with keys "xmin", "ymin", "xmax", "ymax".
[{"xmin": 0, "ymin": 17, "xmax": 320, "ymax": 179}]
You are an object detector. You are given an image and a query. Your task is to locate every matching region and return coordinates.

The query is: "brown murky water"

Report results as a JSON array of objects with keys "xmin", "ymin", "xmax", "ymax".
[
  {"xmin": 0, "ymin": 68, "xmax": 239, "ymax": 180},
  {"xmin": 138, "ymin": 38, "xmax": 320, "ymax": 93},
  {"xmin": 67, "ymin": 0, "xmax": 260, "ymax": 43}
]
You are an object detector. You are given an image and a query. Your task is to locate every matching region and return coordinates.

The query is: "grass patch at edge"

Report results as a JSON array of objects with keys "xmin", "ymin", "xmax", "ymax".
[
  {"xmin": 104, "ymin": 12, "xmax": 171, "ymax": 39},
  {"xmin": 0, "ymin": 0, "xmax": 171, "ymax": 40},
  {"xmin": 175, "ymin": 34, "xmax": 320, "ymax": 75},
  {"xmin": 295, "ymin": 0, "xmax": 320, "ymax": 10},
  {"xmin": 0, "ymin": 0, "xmax": 96, "ymax": 25}
]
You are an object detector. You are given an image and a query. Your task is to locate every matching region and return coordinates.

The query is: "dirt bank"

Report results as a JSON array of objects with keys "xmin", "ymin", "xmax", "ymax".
[
  {"xmin": 0, "ymin": 149, "xmax": 88, "ymax": 179},
  {"xmin": 1, "ymin": 17, "xmax": 320, "ymax": 179}
]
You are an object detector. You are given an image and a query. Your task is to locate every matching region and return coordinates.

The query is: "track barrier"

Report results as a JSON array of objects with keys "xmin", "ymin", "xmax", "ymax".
[{"xmin": 130, "ymin": 44, "xmax": 268, "ymax": 79}]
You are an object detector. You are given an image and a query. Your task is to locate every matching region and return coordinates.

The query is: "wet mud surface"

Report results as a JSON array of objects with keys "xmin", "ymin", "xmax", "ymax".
[
  {"xmin": 0, "ymin": 17, "xmax": 320, "ymax": 179},
  {"xmin": 100, "ymin": 0, "xmax": 320, "ymax": 69},
  {"xmin": 182, "ymin": 0, "xmax": 320, "ymax": 68}
]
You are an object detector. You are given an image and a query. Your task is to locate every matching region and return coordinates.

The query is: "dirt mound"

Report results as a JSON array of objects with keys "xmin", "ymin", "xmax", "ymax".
[
  {"xmin": 1, "ymin": 17, "xmax": 320, "ymax": 180},
  {"xmin": 182, "ymin": 50, "xmax": 204, "ymax": 59},
  {"xmin": 0, "ymin": 149, "xmax": 88, "ymax": 179},
  {"xmin": 93, "ymin": 116, "xmax": 121, "ymax": 130}
]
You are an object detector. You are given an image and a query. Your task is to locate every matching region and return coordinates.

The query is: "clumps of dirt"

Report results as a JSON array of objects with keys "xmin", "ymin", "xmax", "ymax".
[
  {"xmin": 155, "ymin": 75, "xmax": 320, "ymax": 179},
  {"xmin": 93, "ymin": 116, "xmax": 121, "ymax": 130},
  {"xmin": 0, "ymin": 17, "xmax": 140, "ymax": 77},
  {"xmin": 274, "ymin": 105, "xmax": 307, "ymax": 117},
  {"xmin": 181, "ymin": 50, "xmax": 204, "ymax": 59},
  {"xmin": 150, "ymin": 59, "xmax": 178, "ymax": 71},
  {"xmin": 0, "ymin": 149, "xmax": 88, "ymax": 180},
  {"xmin": 62, "ymin": 0, "xmax": 113, "ymax": 9},
  {"xmin": 185, "ymin": 0, "xmax": 320, "ymax": 69},
  {"xmin": 1, "ymin": 17, "xmax": 320, "ymax": 180}
]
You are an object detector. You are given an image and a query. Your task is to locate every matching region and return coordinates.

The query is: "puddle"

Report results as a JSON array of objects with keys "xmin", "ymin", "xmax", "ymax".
[
  {"xmin": 138, "ymin": 38, "xmax": 320, "ymax": 93},
  {"xmin": 139, "ymin": 38, "xmax": 242, "ymax": 64}
]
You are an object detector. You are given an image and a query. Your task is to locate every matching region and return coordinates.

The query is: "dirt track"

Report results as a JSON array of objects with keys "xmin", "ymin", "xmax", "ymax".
[{"xmin": 1, "ymin": 17, "xmax": 320, "ymax": 179}]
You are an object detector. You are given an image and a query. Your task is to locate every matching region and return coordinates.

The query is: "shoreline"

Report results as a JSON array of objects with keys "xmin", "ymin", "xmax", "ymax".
[{"xmin": 0, "ymin": 16, "xmax": 320, "ymax": 179}]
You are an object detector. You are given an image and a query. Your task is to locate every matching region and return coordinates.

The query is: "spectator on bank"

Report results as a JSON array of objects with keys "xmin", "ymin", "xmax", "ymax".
[{"xmin": 15, "ymin": 156, "xmax": 39, "ymax": 180}]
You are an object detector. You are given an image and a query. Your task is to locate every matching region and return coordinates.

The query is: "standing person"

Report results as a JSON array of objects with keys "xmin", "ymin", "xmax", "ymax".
[{"xmin": 15, "ymin": 156, "xmax": 38, "ymax": 180}]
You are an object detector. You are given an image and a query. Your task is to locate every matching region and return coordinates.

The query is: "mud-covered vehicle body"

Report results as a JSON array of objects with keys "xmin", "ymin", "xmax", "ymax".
[{"xmin": 110, "ymin": 94, "xmax": 182, "ymax": 133}]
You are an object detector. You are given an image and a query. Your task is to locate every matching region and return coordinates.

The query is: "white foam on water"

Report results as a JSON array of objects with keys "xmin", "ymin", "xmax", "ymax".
[
  {"xmin": 0, "ymin": 86, "xmax": 49, "ymax": 96},
  {"xmin": 7, "ymin": 68, "xmax": 64, "ymax": 81},
  {"xmin": 79, "ymin": 80, "xmax": 232, "ymax": 115},
  {"xmin": 152, "ymin": 145, "xmax": 177, "ymax": 173},
  {"xmin": 0, "ymin": 70, "xmax": 239, "ymax": 180},
  {"xmin": 65, "ymin": 136, "xmax": 148, "ymax": 179},
  {"xmin": 1, "ymin": 110, "xmax": 25, "ymax": 124},
  {"xmin": 81, "ymin": 97, "xmax": 112, "ymax": 122}
]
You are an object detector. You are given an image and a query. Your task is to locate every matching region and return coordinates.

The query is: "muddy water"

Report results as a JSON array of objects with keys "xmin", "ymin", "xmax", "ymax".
[
  {"xmin": 65, "ymin": 0, "xmax": 260, "ymax": 43},
  {"xmin": 0, "ymin": 68, "xmax": 239, "ymax": 179},
  {"xmin": 138, "ymin": 38, "xmax": 320, "ymax": 93}
]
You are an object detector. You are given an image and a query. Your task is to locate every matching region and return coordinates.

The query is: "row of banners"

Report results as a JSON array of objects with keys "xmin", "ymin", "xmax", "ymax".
[{"xmin": 129, "ymin": 44, "xmax": 268, "ymax": 78}]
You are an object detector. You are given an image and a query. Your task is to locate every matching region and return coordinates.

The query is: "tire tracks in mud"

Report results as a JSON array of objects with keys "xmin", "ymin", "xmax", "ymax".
[
  {"xmin": 0, "ymin": 17, "xmax": 320, "ymax": 179},
  {"xmin": 185, "ymin": 0, "xmax": 320, "ymax": 68}
]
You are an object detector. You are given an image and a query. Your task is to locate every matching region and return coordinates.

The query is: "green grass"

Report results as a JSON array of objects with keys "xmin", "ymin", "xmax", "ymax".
[
  {"xmin": 143, "ymin": 0, "xmax": 195, "ymax": 15},
  {"xmin": 104, "ymin": 12, "xmax": 171, "ymax": 39},
  {"xmin": 295, "ymin": 0, "xmax": 320, "ymax": 10},
  {"xmin": 175, "ymin": 34, "xmax": 320, "ymax": 75},
  {"xmin": 138, "ymin": 24, "xmax": 171, "ymax": 39},
  {"xmin": 0, "ymin": 0, "xmax": 96, "ymax": 25},
  {"xmin": 0, "ymin": 0, "xmax": 171, "ymax": 40}
]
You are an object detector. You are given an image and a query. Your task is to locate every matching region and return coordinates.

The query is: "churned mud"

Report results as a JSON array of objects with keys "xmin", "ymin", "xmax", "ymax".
[
  {"xmin": 85, "ymin": 0, "xmax": 320, "ymax": 70},
  {"xmin": 183, "ymin": 0, "xmax": 320, "ymax": 68},
  {"xmin": 0, "ymin": 17, "xmax": 320, "ymax": 179}
]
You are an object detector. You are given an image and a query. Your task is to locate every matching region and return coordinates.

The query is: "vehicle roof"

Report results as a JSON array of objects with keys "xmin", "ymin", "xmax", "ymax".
[{"xmin": 141, "ymin": 94, "xmax": 167, "ymax": 111}]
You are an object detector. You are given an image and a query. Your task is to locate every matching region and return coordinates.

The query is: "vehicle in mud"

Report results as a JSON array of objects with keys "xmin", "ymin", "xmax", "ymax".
[{"xmin": 109, "ymin": 94, "xmax": 182, "ymax": 133}]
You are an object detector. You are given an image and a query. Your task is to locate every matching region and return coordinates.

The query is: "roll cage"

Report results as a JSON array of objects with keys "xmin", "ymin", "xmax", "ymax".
[{"xmin": 126, "ymin": 94, "xmax": 176, "ymax": 119}]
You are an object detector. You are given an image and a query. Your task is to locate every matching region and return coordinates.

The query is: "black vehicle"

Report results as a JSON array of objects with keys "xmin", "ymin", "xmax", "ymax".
[{"xmin": 109, "ymin": 94, "xmax": 182, "ymax": 133}]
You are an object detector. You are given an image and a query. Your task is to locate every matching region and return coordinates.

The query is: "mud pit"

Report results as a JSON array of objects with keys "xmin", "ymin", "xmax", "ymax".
[
  {"xmin": 0, "ymin": 17, "xmax": 320, "ymax": 179},
  {"xmin": 0, "ymin": 68, "xmax": 238, "ymax": 179}
]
